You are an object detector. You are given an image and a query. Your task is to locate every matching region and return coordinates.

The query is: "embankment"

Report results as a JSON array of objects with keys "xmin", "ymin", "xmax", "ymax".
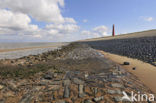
[{"xmin": 81, "ymin": 33, "xmax": 156, "ymax": 66}]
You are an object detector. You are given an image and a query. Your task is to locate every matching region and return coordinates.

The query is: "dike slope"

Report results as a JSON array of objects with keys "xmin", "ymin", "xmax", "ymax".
[{"xmin": 80, "ymin": 30, "xmax": 156, "ymax": 66}]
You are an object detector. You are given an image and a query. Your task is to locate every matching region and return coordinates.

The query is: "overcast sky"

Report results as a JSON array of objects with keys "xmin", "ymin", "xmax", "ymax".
[{"xmin": 0, "ymin": 0, "xmax": 156, "ymax": 42}]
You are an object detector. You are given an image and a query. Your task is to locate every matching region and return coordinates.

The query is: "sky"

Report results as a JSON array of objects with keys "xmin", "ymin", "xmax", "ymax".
[{"xmin": 0, "ymin": 0, "xmax": 156, "ymax": 42}]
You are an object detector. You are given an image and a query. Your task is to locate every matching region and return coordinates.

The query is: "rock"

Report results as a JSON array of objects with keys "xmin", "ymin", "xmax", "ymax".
[
  {"xmin": 39, "ymin": 80, "xmax": 61, "ymax": 85},
  {"xmin": 111, "ymin": 83, "xmax": 124, "ymax": 88},
  {"xmin": 112, "ymin": 72, "xmax": 117, "ymax": 76},
  {"xmin": 73, "ymin": 78, "xmax": 84, "ymax": 85},
  {"xmin": 0, "ymin": 99, "xmax": 5, "ymax": 103},
  {"xmin": 132, "ymin": 67, "xmax": 136, "ymax": 70},
  {"xmin": 53, "ymin": 73, "xmax": 58, "ymax": 78},
  {"xmin": 78, "ymin": 84, "xmax": 85, "ymax": 98},
  {"xmin": 107, "ymin": 89, "xmax": 122, "ymax": 94},
  {"xmin": 55, "ymin": 100, "xmax": 66, "ymax": 103},
  {"xmin": 63, "ymin": 86, "xmax": 70, "ymax": 98},
  {"xmin": 84, "ymin": 99, "xmax": 92, "ymax": 103},
  {"xmin": 113, "ymin": 96, "xmax": 122, "ymax": 102},
  {"xmin": 92, "ymin": 96, "xmax": 104, "ymax": 102},
  {"xmin": 4, "ymin": 91, "xmax": 15, "ymax": 97},
  {"xmin": 50, "ymin": 81, "xmax": 62, "ymax": 85},
  {"xmin": 19, "ymin": 93, "xmax": 33, "ymax": 103},
  {"xmin": 44, "ymin": 73, "xmax": 53, "ymax": 80},
  {"xmin": 0, "ymin": 85, "xmax": 4, "ymax": 90},
  {"xmin": 84, "ymin": 73, "xmax": 89, "ymax": 78},
  {"xmin": 63, "ymin": 80, "xmax": 71, "ymax": 86},
  {"xmin": 8, "ymin": 81, "xmax": 17, "ymax": 91},
  {"xmin": 94, "ymin": 88, "xmax": 98, "ymax": 95},
  {"xmin": 123, "ymin": 62, "xmax": 130, "ymax": 65},
  {"xmin": 107, "ymin": 89, "xmax": 115, "ymax": 94},
  {"xmin": 47, "ymin": 85, "xmax": 60, "ymax": 91}
]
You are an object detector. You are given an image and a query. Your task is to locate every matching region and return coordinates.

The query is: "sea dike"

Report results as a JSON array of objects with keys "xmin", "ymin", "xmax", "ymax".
[
  {"xmin": 83, "ymin": 36, "xmax": 156, "ymax": 66},
  {"xmin": 0, "ymin": 43, "xmax": 154, "ymax": 103}
]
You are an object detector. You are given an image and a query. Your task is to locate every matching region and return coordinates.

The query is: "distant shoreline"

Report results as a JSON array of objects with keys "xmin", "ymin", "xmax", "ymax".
[{"xmin": 0, "ymin": 43, "xmax": 68, "ymax": 60}]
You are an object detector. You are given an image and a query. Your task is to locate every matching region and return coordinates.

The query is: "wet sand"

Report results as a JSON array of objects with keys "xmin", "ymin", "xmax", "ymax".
[{"xmin": 98, "ymin": 50, "xmax": 156, "ymax": 94}]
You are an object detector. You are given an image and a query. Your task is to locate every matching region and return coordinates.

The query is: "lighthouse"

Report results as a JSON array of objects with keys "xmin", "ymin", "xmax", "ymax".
[{"xmin": 112, "ymin": 24, "xmax": 115, "ymax": 37}]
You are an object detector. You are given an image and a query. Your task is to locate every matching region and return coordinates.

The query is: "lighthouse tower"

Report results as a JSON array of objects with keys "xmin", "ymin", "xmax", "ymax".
[{"xmin": 112, "ymin": 24, "xmax": 115, "ymax": 37}]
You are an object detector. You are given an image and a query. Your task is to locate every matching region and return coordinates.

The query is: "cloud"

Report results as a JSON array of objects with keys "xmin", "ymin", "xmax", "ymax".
[
  {"xmin": 140, "ymin": 16, "xmax": 154, "ymax": 22},
  {"xmin": 0, "ymin": 0, "xmax": 81, "ymax": 41},
  {"xmin": 0, "ymin": 0, "xmax": 109, "ymax": 42},
  {"xmin": 93, "ymin": 26, "xmax": 108, "ymax": 36},
  {"xmin": 0, "ymin": 9, "xmax": 38, "ymax": 35},
  {"xmin": 45, "ymin": 24, "xmax": 80, "ymax": 35},
  {"xmin": 144, "ymin": 17, "xmax": 154, "ymax": 22},
  {"xmin": 81, "ymin": 25, "xmax": 109, "ymax": 39},
  {"xmin": 83, "ymin": 19, "xmax": 88, "ymax": 23},
  {"xmin": 65, "ymin": 18, "xmax": 77, "ymax": 24},
  {"xmin": 0, "ymin": 0, "xmax": 65, "ymax": 23}
]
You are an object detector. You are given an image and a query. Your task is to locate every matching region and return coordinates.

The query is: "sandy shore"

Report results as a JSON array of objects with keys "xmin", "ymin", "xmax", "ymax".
[
  {"xmin": 0, "ymin": 43, "xmax": 68, "ymax": 60},
  {"xmin": 0, "ymin": 45, "xmax": 63, "ymax": 53},
  {"xmin": 98, "ymin": 50, "xmax": 156, "ymax": 94}
]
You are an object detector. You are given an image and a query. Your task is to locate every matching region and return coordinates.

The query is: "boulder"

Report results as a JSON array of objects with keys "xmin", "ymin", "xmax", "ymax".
[{"xmin": 123, "ymin": 62, "xmax": 130, "ymax": 65}]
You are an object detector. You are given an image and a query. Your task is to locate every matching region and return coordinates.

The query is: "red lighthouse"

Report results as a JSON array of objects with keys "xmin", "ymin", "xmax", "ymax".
[{"xmin": 112, "ymin": 24, "xmax": 115, "ymax": 37}]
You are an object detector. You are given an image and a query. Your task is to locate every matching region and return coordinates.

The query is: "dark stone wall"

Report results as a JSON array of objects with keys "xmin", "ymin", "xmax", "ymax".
[{"xmin": 82, "ymin": 36, "xmax": 156, "ymax": 66}]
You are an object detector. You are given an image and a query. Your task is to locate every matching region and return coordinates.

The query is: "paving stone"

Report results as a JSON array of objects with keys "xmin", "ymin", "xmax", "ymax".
[
  {"xmin": 111, "ymin": 83, "xmax": 124, "ymax": 88},
  {"xmin": 63, "ymin": 86, "xmax": 70, "ymax": 98},
  {"xmin": 108, "ymin": 89, "xmax": 122, "ymax": 95},
  {"xmin": 63, "ymin": 80, "xmax": 71, "ymax": 86},
  {"xmin": 78, "ymin": 84, "xmax": 85, "ymax": 98},
  {"xmin": 47, "ymin": 85, "xmax": 60, "ymax": 91}
]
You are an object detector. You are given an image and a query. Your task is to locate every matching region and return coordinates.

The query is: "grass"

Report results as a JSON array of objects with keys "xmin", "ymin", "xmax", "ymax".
[{"xmin": 0, "ymin": 63, "xmax": 54, "ymax": 78}]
